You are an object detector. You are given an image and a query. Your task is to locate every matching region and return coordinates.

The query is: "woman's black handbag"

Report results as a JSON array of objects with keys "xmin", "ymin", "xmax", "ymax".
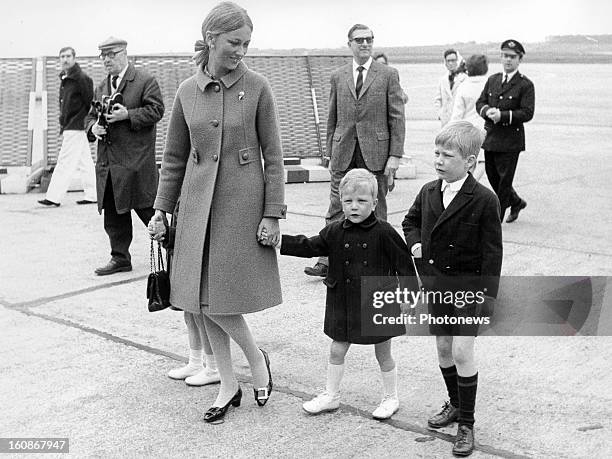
[{"xmin": 147, "ymin": 240, "xmax": 171, "ymax": 312}]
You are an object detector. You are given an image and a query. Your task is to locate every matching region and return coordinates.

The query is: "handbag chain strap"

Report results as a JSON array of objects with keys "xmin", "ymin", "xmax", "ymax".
[{"xmin": 150, "ymin": 239, "xmax": 165, "ymax": 273}]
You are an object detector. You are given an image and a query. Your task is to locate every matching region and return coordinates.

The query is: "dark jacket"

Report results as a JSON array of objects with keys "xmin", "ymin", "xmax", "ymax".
[
  {"xmin": 402, "ymin": 173, "xmax": 503, "ymax": 297},
  {"xmin": 85, "ymin": 63, "xmax": 164, "ymax": 214},
  {"xmin": 59, "ymin": 62, "xmax": 93, "ymax": 133},
  {"xmin": 475, "ymin": 71, "xmax": 535, "ymax": 153},
  {"xmin": 281, "ymin": 213, "xmax": 414, "ymax": 344}
]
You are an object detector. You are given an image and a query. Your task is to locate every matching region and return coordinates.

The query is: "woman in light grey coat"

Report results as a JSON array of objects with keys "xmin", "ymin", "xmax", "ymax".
[{"xmin": 149, "ymin": 1, "xmax": 285, "ymax": 423}]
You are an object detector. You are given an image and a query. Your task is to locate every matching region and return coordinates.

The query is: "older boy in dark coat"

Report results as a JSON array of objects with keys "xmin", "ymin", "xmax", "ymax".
[{"xmin": 402, "ymin": 121, "xmax": 502, "ymax": 456}]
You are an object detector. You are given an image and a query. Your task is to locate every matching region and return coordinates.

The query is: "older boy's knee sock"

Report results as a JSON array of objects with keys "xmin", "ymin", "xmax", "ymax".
[
  {"xmin": 325, "ymin": 363, "xmax": 345, "ymax": 395},
  {"xmin": 440, "ymin": 365, "xmax": 459, "ymax": 408},
  {"xmin": 204, "ymin": 353, "xmax": 217, "ymax": 372},
  {"xmin": 457, "ymin": 373, "xmax": 478, "ymax": 427}
]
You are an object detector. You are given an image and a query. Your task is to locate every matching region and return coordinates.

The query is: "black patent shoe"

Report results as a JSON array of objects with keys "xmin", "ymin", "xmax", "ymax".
[
  {"xmin": 254, "ymin": 349, "xmax": 273, "ymax": 406},
  {"xmin": 452, "ymin": 424, "xmax": 475, "ymax": 457},
  {"xmin": 427, "ymin": 400, "xmax": 459, "ymax": 428},
  {"xmin": 203, "ymin": 387, "xmax": 242, "ymax": 423}
]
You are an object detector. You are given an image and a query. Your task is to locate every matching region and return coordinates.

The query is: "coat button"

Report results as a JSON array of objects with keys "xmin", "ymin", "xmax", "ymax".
[
  {"xmin": 242, "ymin": 152, "xmax": 249, "ymax": 160},
  {"xmin": 429, "ymin": 259, "xmax": 434, "ymax": 264},
  {"xmin": 212, "ymin": 155, "xmax": 219, "ymax": 162},
  {"xmin": 213, "ymin": 85, "xmax": 220, "ymax": 92},
  {"xmin": 344, "ymin": 243, "xmax": 350, "ymax": 249},
  {"xmin": 211, "ymin": 120, "xmax": 219, "ymax": 127},
  {"xmin": 362, "ymin": 243, "xmax": 367, "ymax": 249},
  {"xmin": 344, "ymin": 260, "xmax": 350, "ymax": 266},
  {"xmin": 499, "ymin": 96, "xmax": 503, "ymax": 99},
  {"xmin": 449, "ymin": 244, "xmax": 454, "ymax": 248},
  {"xmin": 345, "ymin": 278, "xmax": 351, "ymax": 284},
  {"xmin": 446, "ymin": 266, "xmax": 451, "ymax": 269},
  {"xmin": 363, "ymin": 261, "xmax": 368, "ymax": 266}
]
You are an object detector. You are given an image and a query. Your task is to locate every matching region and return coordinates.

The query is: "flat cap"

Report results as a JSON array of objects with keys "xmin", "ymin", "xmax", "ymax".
[
  {"xmin": 98, "ymin": 36, "xmax": 128, "ymax": 51},
  {"xmin": 500, "ymin": 39, "xmax": 525, "ymax": 55}
]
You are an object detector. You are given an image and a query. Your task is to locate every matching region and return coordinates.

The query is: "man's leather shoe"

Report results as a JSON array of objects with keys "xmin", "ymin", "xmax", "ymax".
[
  {"xmin": 304, "ymin": 262, "xmax": 328, "ymax": 277},
  {"xmin": 506, "ymin": 199, "xmax": 527, "ymax": 223},
  {"xmin": 38, "ymin": 199, "xmax": 60, "ymax": 207},
  {"xmin": 95, "ymin": 259, "xmax": 132, "ymax": 276},
  {"xmin": 427, "ymin": 400, "xmax": 459, "ymax": 428},
  {"xmin": 452, "ymin": 424, "xmax": 475, "ymax": 457},
  {"xmin": 76, "ymin": 199, "xmax": 97, "ymax": 205}
]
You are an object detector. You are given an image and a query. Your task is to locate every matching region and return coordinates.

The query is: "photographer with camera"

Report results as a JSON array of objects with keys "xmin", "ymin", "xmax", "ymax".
[{"xmin": 86, "ymin": 37, "xmax": 164, "ymax": 276}]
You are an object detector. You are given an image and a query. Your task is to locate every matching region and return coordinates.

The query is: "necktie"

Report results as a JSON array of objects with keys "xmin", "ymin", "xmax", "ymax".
[
  {"xmin": 112, "ymin": 75, "xmax": 119, "ymax": 91},
  {"xmin": 503, "ymin": 74, "xmax": 508, "ymax": 85},
  {"xmin": 449, "ymin": 73, "xmax": 455, "ymax": 90},
  {"xmin": 355, "ymin": 66, "xmax": 364, "ymax": 97},
  {"xmin": 442, "ymin": 183, "xmax": 452, "ymax": 209}
]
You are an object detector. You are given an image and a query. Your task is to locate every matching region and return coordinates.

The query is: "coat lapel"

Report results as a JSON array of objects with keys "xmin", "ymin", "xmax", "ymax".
[
  {"xmin": 428, "ymin": 180, "xmax": 444, "ymax": 220},
  {"xmin": 115, "ymin": 63, "xmax": 135, "ymax": 95},
  {"xmin": 433, "ymin": 174, "xmax": 476, "ymax": 231},
  {"xmin": 345, "ymin": 65, "xmax": 357, "ymax": 100},
  {"xmin": 358, "ymin": 62, "xmax": 378, "ymax": 99}
]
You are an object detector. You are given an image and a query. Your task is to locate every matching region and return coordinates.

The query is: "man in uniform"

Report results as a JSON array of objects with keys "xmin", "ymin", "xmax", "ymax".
[
  {"xmin": 476, "ymin": 39, "xmax": 535, "ymax": 223},
  {"xmin": 86, "ymin": 37, "xmax": 164, "ymax": 275}
]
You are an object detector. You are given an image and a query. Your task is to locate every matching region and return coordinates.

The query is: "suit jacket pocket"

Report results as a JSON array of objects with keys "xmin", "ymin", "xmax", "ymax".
[
  {"xmin": 376, "ymin": 131, "xmax": 390, "ymax": 141},
  {"xmin": 239, "ymin": 147, "xmax": 259, "ymax": 165},
  {"xmin": 333, "ymin": 133, "xmax": 342, "ymax": 142}
]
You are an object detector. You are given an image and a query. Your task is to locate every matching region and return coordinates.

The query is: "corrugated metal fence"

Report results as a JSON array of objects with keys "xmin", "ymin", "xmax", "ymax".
[{"xmin": 0, "ymin": 54, "xmax": 350, "ymax": 167}]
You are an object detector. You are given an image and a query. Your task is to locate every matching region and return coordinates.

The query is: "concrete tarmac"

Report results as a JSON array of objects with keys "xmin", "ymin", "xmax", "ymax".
[{"xmin": 1, "ymin": 118, "xmax": 612, "ymax": 458}]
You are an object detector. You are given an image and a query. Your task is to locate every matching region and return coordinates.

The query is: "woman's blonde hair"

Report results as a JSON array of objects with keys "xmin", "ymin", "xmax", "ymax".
[{"xmin": 193, "ymin": 2, "xmax": 253, "ymax": 66}]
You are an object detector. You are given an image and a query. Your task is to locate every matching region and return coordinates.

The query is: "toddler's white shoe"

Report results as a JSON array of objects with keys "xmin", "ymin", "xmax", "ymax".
[
  {"xmin": 302, "ymin": 391, "xmax": 340, "ymax": 414},
  {"xmin": 167, "ymin": 365, "xmax": 202, "ymax": 380},
  {"xmin": 372, "ymin": 395, "xmax": 400, "ymax": 420},
  {"xmin": 185, "ymin": 368, "xmax": 221, "ymax": 386}
]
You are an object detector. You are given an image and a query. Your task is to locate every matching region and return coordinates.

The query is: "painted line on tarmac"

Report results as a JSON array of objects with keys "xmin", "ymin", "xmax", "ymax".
[
  {"xmin": 5, "ymin": 275, "xmax": 148, "ymax": 310},
  {"xmin": 8, "ymin": 304, "xmax": 528, "ymax": 459},
  {"xmin": 504, "ymin": 238, "xmax": 612, "ymax": 258}
]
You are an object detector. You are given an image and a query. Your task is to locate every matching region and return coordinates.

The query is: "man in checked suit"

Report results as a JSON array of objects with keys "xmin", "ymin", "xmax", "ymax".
[
  {"xmin": 305, "ymin": 23, "xmax": 406, "ymax": 277},
  {"xmin": 476, "ymin": 39, "xmax": 535, "ymax": 223}
]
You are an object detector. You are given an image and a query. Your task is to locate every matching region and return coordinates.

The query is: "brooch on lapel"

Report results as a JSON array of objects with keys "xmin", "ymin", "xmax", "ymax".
[{"xmin": 238, "ymin": 91, "xmax": 245, "ymax": 101}]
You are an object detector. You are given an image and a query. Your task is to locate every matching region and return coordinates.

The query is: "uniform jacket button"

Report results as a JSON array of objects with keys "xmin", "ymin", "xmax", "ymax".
[
  {"xmin": 344, "ymin": 260, "xmax": 350, "ymax": 266},
  {"xmin": 429, "ymin": 259, "xmax": 434, "ymax": 264},
  {"xmin": 344, "ymin": 243, "xmax": 350, "ymax": 249},
  {"xmin": 345, "ymin": 278, "xmax": 351, "ymax": 284},
  {"xmin": 213, "ymin": 85, "xmax": 220, "ymax": 92},
  {"xmin": 211, "ymin": 120, "xmax": 219, "ymax": 127},
  {"xmin": 242, "ymin": 152, "xmax": 249, "ymax": 160},
  {"xmin": 362, "ymin": 243, "xmax": 367, "ymax": 249},
  {"xmin": 212, "ymin": 154, "xmax": 219, "ymax": 161}
]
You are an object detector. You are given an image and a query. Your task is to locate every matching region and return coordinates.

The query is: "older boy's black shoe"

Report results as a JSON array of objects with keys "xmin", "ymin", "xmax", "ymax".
[
  {"xmin": 38, "ymin": 199, "xmax": 60, "ymax": 207},
  {"xmin": 427, "ymin": 401, "xmax": 459, "ymax": 428},
  {"xmin": 452, "ymin": 424, "xmax": 475, "ymax": 457},
  {"xmin": 304, "ymin": 262, "xmax": 328, "ymax": 277},
  {"xmin": 506, "ymin": 199, "xmax": 527, "ymax": 223},
  {"xmin": 76, "ymin": 199, "xmax": 97, "ymax": 205},
  {"xmin": 94, "ymin": 258, "xmax": 132, "ymax": 276}
]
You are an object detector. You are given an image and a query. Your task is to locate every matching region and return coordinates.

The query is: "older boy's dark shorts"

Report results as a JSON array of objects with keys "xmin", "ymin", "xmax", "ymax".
[{"xmin": 427, "ymin": 298, "xmax": 485, "ymax": 336}]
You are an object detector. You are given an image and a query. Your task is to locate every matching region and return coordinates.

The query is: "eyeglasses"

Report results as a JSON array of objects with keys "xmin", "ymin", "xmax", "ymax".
[
  {"xmin": 351, "ymin": 36, "xmax": 374, "ymax": 45},
  {"xmin": 99, "ymin": 49, "xmax": 124, "ymax": 59}
]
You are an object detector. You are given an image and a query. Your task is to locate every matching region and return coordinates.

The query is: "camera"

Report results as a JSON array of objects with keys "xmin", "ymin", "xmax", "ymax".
[{"xmin": 91, "ymin": 92, "xmax": 124, "ymax": 144}]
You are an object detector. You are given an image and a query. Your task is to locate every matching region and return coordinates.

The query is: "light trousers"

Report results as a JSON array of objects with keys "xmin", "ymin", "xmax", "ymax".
[{"xmin": 45, "ymin": 130, "xmax": 96, "ymax": 203}]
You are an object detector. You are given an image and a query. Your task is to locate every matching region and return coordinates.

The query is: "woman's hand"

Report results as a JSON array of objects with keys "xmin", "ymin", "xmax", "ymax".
[
  {"xmin": 257, "ymin": 217, "xmax": 280, "ymax": 247},
  {"xmin": 148, "ymin": 210, "xmax": 168, "ymax": 241}
]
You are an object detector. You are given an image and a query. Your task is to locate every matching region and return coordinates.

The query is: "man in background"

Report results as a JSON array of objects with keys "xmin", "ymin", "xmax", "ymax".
[
  {"xmin": 38, "ymin": 47, "xmax": 96, "ymax": 208},
  {"xmin": 86, "ymin": 37, "xmax": 164, "ymax": 275},
  {"xmin": 434, "ymin": 49, "xmax": 466, "ymax": 127}
]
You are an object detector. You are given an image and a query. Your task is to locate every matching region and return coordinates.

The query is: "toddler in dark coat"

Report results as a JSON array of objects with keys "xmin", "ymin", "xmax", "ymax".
[{"xmin": 267, "ymin": 169, "xmax": 415, "ymax": 419}]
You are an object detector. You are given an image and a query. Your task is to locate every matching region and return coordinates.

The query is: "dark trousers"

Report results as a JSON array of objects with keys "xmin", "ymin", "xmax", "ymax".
[
  {"xmin": 103, "ymin": 176, "xmax": 154, "ymax": 262},
  {"xmin": 319, "ymin": 142, "xmax": 388, "ymax": 266},
  {"xmin": 484, "ymin": 150, "xmax": 521, "ymax": 219}
]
